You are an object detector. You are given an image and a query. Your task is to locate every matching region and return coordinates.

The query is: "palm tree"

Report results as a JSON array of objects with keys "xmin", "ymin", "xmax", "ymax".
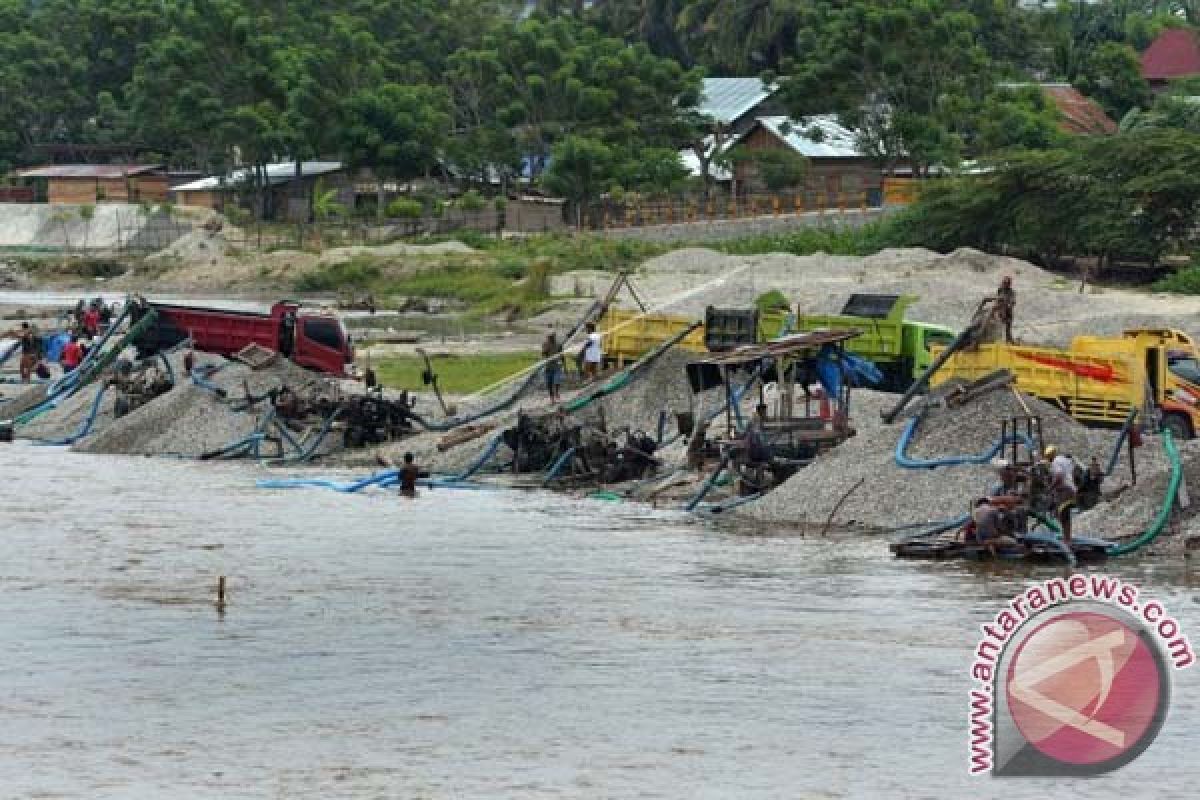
[
  {"xmin": 312, "ymin": 178, "xmax": 347, "ymax": 252},
  {"xmin": 677, "ymin": 0, "xmax": 805, "ymax": 73}
]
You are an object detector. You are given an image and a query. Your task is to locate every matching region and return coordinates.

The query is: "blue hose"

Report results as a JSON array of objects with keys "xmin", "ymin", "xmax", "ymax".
[
  {"xmin": 1105, "ymin": 409, "xmax": 1138, "ymax": 476},
  {"xmin": 257, "ymin": 469, "xmax": 400, "ymax": 493},
  {"xmin": 889, "ymin": 513, "xmax": 972, "ymax": 543},
  {"xmin": 895, "ymin": 415, "xmax": 1037, "ymax": 470},
  {"xmin": 255, "ymin": 471, "xmax": 499, "ymax": 493},
  {"xmin": 449, "ymin": 433, "xmax": 507, "ymax": 481},
  {"xmin": 684, "ymin": 452, "xmax": 733, "ymax": 512},
  {"xmin": 48, "ymin": 301, "xmax": 131, "ymax": 397},
  {"xmin": 190, "ymin": 364, "xmax": 226, "ymax": 396},
  {"xmin": 32, "ymin": 385, "xmax": 110, "ymax": 446},
  {"xmin": 262, "ymin": 408, "xmax": 343, "ymax": 465},
  {"xmin": 542, "ymin": 446, "xmax": 578, "ymax": 486}
]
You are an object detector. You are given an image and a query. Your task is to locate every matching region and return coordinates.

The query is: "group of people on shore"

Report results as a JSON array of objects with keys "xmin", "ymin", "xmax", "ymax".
[
  {"xmin": 540, "ymin": 322, "xmax": 605, "ymax": 403},
  {"xmin": 1, "ymin": 298, "xmax": 114, "ymax": 383}
]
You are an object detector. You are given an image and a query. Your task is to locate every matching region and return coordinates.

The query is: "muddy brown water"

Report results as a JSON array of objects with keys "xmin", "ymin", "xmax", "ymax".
[{"xmin": 1, "ymin": 442, "xmax": 1197, "ymax": 797}]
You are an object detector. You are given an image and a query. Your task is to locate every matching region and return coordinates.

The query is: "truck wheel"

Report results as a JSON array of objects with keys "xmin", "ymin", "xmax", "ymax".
[{"xmin": 1162, "ymin": 412, "xmax": 1193, "ymax": 440}]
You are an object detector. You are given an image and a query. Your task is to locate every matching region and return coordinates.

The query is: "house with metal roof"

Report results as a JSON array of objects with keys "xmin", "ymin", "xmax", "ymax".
[
  {"xmin": 172, "ymin": 161, "xmax": 351, "ymax": 222},
  {"xmin": 1142, "ymin": 28, "xmax": 1200, "ymax": 90},
  {"xmin": 694, "ymin": 77, "xmax": 782, "ymax": 133},
  {"xmin": 16, "ymin": 164, "xmax": 169, "ymax": 204},
  {"xmin": 726, "ymin": 116, "xmax": 883, "ymax": 205}
]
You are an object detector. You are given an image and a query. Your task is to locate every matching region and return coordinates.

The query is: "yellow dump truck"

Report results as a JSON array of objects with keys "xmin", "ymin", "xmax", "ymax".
[
  {"xmin": 598, "ymin": 307, "xmax": 786, "ymax": 365},
  {"xmin": 929, "ymin": 328, "xmax": 1200, "ymax": 438},
  {"xmin": 598, "ymin": 294, "xmax": 953, "ymax": 391}
]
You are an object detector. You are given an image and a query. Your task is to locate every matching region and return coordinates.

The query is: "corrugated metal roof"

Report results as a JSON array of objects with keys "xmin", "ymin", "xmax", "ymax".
[
  {"xmin": 697, "ymin": 78, "xmax": 776, "ymax": 124},
  {"xmin": 17, "ymin": 164, "xmax": 163, "ymax": 179},
  {"xmin": 745, "ymin": 116, "xmax": 863, "ymax": 158},
  {"xmin": 172, "ymin": 161, "xmax": 343, "ymax": 192}
]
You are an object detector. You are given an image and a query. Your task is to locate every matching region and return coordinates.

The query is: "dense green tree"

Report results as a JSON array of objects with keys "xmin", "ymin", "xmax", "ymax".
[
  {"xmin": 778, "ymin": 1, "xmax": 991, "ymax": 173},
  {"xmin": 543, "ymin": 135, "xmax": 620, "ymax": 225},
  {"xmin": 1075, "ymin": 41, "xmax": 1152, "ymax": 119},
  {"xmin": 903, "ymin": 129, "xmax": 1200, "ymax": 266},
  {"xmin": 966, "ymin": 87, "xmax": 1068, "ymax": 154},
  {"xmin": 337, "ymin": 84, "xmax": 451, "ymax": 214},
  {"xmin": 446, "ymin": 16, "xmax": 701, "ymax": 180}
]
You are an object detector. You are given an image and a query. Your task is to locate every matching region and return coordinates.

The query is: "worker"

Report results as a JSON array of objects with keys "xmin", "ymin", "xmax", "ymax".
[
  {"xmin": 60, "ymin": 334, "xmax": 83, "ymax": 373},
  {"xmin": 581, "ymin": 322, "xmax": 604, "ymax": 381},
  {"xmin": 968, "ymin": 497, "xmax": 1016, "ymax": 556},
  {"xmin": 399, "ymin": 452, "xmax": 420, "ymax": 497},
  {"xmin": 1079, "ymin": 455, "xmax": 1105, "ymax": 510},
  {"xmin": 997, "ymin": 275, "xmax": 1016, "ymax": 344},
  {"xmin": 82, "ymin": 303, "xmax": 101, "ymax": 337},
  {"xmin": 686, "ymin": 419, "xmax": 709, "ymax": 471},
  {"xmin": 1045, "ymin": 445, "xmax": 1077, "ymax": 546},
  {"xmin": 541, "ymin": 331, "xmax": 564, "ymax": 402},
  {"xmin": 2, "ymin": 322, "xmax": 41, "ymax": 383}
]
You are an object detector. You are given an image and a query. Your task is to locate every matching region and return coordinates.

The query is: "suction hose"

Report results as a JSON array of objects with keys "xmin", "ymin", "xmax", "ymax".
[{"xmin": 1107, "ymin": 431, "xmax": 1182, "ymax": 557}]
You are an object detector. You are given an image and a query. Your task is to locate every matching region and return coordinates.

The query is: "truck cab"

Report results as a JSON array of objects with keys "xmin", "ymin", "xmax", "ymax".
[
  {"xmin": 1127, "ymin": 329, "xmax": 1200, "ymax": 439},
  {"xmin": 273, "ymin": 303, "xmax": 354, "ymax": 376}
]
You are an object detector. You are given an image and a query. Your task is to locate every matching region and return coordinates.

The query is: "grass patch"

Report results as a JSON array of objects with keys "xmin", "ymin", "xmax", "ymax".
[
  {"xmin": 1152, "ymin": 264, "xmax": 1200, "ymax": 294},
  {"xmin": 294, "ymin": 257, "xmax": 382, "ymax": 291},
  {"xmin": 371, "ymin": 352, "xmax": 541, "ymax": 395},
  {"xmin": 293, "ymin": 233, "xmax": 665, "ymax": 316}
]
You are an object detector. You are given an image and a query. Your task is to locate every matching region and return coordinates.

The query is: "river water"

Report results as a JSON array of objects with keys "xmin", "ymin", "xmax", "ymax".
[{"xmin": 1, "ymin": 442, "xmax": 1197, "ymax": 798}]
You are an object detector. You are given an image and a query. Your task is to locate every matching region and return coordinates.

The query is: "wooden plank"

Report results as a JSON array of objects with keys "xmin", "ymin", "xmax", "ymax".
[{"xmin": 437, "ymin": 423, "xmax": 495, "ymax": 452}]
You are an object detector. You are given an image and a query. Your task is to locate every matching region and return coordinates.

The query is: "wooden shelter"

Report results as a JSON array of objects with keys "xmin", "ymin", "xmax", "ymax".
[
  {"xmin": 686, "ymin": 330, "xmax": 862, "ymax": 469},
  {"xmin": 17, "ymin": 164, "xmax": 168, "ymax": 204}
]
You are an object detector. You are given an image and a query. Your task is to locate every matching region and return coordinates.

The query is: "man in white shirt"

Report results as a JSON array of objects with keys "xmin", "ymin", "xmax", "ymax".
[
  {"xmin": 1046, "ymin": 445, "xmax": 1077, "ymax": 545},
  {"xmin": 582, "ymin": 322, "xmax": 603, "ymax": 380}
]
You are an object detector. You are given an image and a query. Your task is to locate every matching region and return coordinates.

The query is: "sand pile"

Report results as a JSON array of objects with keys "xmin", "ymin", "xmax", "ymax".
[
  {"xmin": 75, "ymin": 356, "xmax": 334, "ymax": 459},
  {"xmin": 741, "ymin": 387, "xmax": 1123, "ymax": 531},
  {"xmin": 145, "ymin": 228, "xmax": 232, "ymax": 267},
  {"xmin": 595, "ymin": 349, "xmax": 708, "ymax": 436},
  {"xmin": 587, "ymin": 247, "xmax": 1200, "ymax": 346}
]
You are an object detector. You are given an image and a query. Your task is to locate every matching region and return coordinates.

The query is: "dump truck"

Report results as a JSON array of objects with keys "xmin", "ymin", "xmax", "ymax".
[
  {"xmin": 599, "ymin": 293, "xmax": 953, "ymax": 391},
  {"xmin": 599, "ymin": 306, "xmax": 777, "ymax": 365},
  {"xmin": 793, "ymin": 294, "xmax": 955, "ymax": 391},
  {"xmin": 929, "ymin": 328, "xmax": 1200, "ymax": 438},
  {"xmin": 131, "ymin": 300, "xmax": 354, "ymax": 377}
]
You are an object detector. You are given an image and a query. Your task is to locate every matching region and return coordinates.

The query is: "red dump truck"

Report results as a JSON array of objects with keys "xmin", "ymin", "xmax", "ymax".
[{"xmin": 131, "ymin": 300, "xmax": 354, "ymax": 377}]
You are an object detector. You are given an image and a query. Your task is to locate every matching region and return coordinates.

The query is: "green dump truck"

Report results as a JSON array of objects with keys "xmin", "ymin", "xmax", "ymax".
[
  {"xmin": 600, "ymin": 293, "xmax": 954, "ymax": 392},
  {"xmin": 790, "ymin": 294, "xmax": 956, "ymax": 391}
]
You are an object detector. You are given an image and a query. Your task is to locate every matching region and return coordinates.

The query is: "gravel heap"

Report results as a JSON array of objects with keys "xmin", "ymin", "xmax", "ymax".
[
  {"xmin": 18, "ymin": 378, "xmax": 120, "ymax": 442},
  {"xmin": 1077, "ymin": 437, "xmax": 1200, "ymax": 552},
  {"xmin": 595, "ymin": 348, "xmax": 709, "ymax": 436},
  {"xmin": 75, "ymin": 356, "xmax": 335, "ymax": 459},
  {"xmin": 741, "ymin": 387, "xmax": 1122, "ymax": 531}
]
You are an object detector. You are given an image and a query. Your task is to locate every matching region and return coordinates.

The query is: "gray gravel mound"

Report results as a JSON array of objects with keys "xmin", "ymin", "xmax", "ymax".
[
  {"xmin": 75, "ymin": 356, "xmax": 338, "ymax": 459},
  {"xmin": 741, "ymin": 387, "xmax": 1122, "ymax": 531}
]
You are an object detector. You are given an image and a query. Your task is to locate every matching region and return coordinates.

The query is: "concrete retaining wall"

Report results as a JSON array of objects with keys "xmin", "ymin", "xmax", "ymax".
[{"xmin": 0, "ymin": 203, "xmax": 189, "ymax": 252}]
